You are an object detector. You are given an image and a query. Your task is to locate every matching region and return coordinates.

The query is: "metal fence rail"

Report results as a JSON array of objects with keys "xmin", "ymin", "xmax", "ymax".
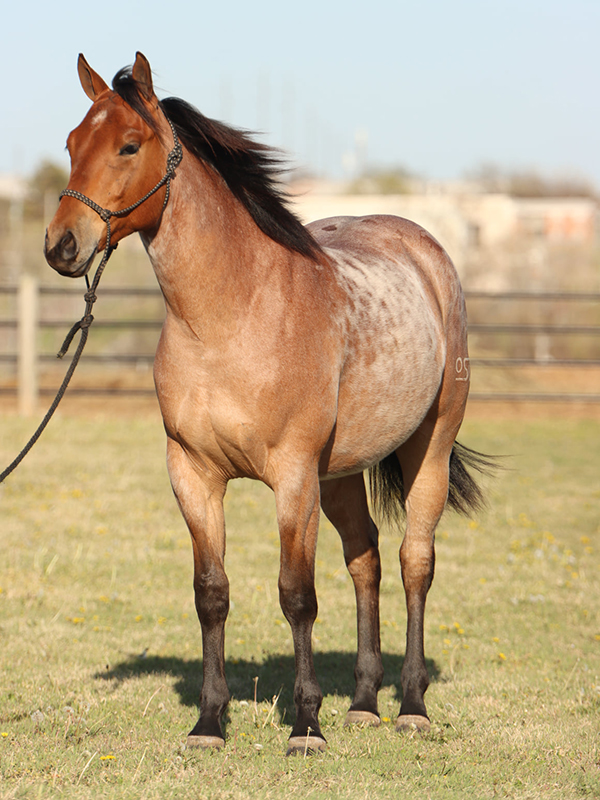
[{"xmin": 1, "ymin": 282, "xmax": 599, "ymax": 407}]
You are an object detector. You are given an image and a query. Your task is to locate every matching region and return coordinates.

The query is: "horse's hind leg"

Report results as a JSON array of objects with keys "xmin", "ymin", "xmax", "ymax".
[
  {"xmin": 394, "ymin": 423, "xmax": 456, "ymax": 733},
  {"xmin": 166, "ymin": 438, "xmax": 230, "ymax": 749},
  {"xmin": 320, "ymin": 473, "xmax": 383, "ymax": 726}
]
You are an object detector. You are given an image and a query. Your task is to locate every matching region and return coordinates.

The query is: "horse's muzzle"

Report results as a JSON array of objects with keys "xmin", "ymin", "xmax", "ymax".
[{"xmin": 44, "ymin": 228, "xmax": 96, "ymax": 277}]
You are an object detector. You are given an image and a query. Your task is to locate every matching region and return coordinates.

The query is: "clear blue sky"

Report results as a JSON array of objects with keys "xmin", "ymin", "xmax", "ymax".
[{"xmin": 2, "ymin": 0, "xmax": 598, "ymax": 186}]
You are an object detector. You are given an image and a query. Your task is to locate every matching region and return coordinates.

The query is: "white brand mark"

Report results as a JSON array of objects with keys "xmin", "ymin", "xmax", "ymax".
[{"xmin": 455, "ymin": 357, "xmax": 470, "ymax": 382}]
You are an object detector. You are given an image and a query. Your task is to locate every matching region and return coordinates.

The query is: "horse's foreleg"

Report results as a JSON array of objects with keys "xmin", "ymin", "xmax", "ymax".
[
  {"xmin": 166, "ymin": 438, "xmax": 230, "ymax": 748},
  {"xmin": 395, "ymin": 434, "xmax": 451, "ymax": 733},
  {"xmin": 320, "ymin": 474, "xmax": 383, "ymax": 727},
  {"xmin": 274, "ymin": 467, "xmax": 325, "ymax": 755}
]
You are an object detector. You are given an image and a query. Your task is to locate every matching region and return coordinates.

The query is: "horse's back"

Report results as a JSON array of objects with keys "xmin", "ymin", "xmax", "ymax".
[
  {"xmin": 309, "ymin": 214, "xmax": 466, "ymax": 348},
  {"xmin": 309, "ymin": 214, "xmax": 463, "ymax": 308}
]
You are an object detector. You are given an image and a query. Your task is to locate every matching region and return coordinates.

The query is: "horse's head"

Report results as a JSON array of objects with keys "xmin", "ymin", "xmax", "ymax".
[{"xmin": 45, "ymin": 53, "xmax": 173, "ymax": 277}]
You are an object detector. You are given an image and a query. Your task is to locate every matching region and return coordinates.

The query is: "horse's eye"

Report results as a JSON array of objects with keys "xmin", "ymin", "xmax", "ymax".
[{"xmin": 119, "ymin": 143, "xmax": 140, "ymax": 156}]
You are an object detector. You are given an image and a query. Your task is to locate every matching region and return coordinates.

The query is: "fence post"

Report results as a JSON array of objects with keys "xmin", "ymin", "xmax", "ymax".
[{"xmin": 18, "ymin": 274, "xmax": 39, "ymax": 416}]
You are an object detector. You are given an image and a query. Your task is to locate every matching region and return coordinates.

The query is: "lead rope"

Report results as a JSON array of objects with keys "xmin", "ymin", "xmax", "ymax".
[{"xmin": 0, "ymin": 119, "xmax": 182, "ymax": 484}]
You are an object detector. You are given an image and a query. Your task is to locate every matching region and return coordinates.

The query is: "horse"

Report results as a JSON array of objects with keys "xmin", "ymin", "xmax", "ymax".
[{"xmin": 45, "ymin": 52, "xmax": 490, "ymax": 755}]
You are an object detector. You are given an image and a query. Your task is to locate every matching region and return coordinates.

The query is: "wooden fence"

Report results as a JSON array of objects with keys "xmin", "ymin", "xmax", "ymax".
[{"xmin": 1, "ymin": 279, "xmax": 599, "ymax": 413}]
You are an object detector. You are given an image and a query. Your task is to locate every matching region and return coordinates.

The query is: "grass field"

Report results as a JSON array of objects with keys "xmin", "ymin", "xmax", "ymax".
[{"xmin": 0, "ymin": 412, "xmax": 599, "ymax": 799}]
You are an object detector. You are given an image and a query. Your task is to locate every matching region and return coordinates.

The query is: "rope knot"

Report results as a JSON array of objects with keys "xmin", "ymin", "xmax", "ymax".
[
  {"xmin": 84, "ymin": 290, "xmax": 97, "ymax": 304},
  {"xmin": 80, "ymin": 314, "xmax": 94, "ymax": 330}
]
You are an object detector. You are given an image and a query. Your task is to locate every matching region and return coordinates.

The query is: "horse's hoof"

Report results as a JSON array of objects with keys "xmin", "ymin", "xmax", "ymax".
[
  {"xmin": 286, "ymin": 735, "xmax": 327, "ymax": 756},
  {"xmin": 395, "ymin": 714, "xmax": 431, "ymax": 733},
  {"xmin": 186, "ymin": 734, "xmax": 225, "ymax": 749},
  {"xmin": 344, "ymin": 710, "xmax": 381, "ymax": 727}
]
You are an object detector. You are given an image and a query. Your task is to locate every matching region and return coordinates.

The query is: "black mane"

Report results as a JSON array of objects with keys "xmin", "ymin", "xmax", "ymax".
[{"xmin": 112, "ymin": 68, "xmax": 323, "ymax": 261}]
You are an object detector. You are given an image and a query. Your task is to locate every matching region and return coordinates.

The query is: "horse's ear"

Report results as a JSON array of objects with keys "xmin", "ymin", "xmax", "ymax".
[
  {"xmin": 132, "ymin": 52, "xmax": 155, "ymax": 101},
  {"xmin": 77, "ymin": 54, "xmax": 109, "ymax": 101}
]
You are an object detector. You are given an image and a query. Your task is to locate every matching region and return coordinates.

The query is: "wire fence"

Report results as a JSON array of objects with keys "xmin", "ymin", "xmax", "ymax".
[{"xmin": 1, "ymin": 284, "xmax": 599, "ymax": 404}]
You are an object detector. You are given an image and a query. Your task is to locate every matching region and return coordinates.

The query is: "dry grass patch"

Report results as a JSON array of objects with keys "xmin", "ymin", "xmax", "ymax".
[{"xmin": 1, "ymin": 415, "xmax": 599, "ymax": 798}]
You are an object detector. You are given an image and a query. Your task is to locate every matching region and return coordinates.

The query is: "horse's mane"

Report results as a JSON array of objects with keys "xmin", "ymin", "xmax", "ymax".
[{"xmin": 112, "ymin": 68, "xmax": 323, "ymax": 262}]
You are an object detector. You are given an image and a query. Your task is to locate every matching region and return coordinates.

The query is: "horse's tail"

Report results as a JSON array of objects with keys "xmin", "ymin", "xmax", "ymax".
[{"xmin": 368, "ymin": 442, "xmax": 498, "ymax": 524}]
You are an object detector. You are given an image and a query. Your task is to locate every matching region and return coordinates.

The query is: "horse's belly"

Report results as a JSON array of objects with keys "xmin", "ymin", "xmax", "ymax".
[{"xmin": 322, "ymin": 353, "xmax": 443, "ymax": 477}]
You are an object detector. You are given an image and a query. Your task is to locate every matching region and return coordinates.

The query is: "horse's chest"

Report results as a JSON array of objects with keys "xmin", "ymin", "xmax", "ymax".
[
  {"xmin": 155, "ymin": 328, "xmax": 322, "ymax": 480},
  {"xmin": 155, "ymin": 362, "xmax": 268, "ymax": 479}
]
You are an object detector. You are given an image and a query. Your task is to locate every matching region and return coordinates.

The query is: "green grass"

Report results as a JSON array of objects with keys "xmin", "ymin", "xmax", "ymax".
[{"xmin": 0, "ymin": 414, "xmax": 599, "ymax": 799}]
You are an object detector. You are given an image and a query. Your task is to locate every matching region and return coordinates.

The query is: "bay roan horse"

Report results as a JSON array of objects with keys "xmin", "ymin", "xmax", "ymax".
[{"xmin": 45, "ymin": 53, "xmax": 491, "ymax": 755}]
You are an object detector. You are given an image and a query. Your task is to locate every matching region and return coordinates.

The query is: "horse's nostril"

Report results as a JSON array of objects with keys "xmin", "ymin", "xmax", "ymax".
[{"xmin": 60, "ymin": 231, "xmax": 78, "ymax": 261}]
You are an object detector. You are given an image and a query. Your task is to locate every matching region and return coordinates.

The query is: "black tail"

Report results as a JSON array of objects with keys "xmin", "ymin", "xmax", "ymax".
[{"xmin": 368, "ymin": 442, "xmax": 498, "ymax": 524}]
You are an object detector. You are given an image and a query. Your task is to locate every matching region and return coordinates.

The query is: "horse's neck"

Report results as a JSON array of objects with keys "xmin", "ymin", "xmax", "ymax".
[{"xmin": 141, "ymin": 157, "xmax": 281, "ymax": 325}]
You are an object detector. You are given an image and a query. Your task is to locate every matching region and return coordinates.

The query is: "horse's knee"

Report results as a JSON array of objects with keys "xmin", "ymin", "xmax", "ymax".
[
  {"xmin": 194, "ymin": 568, "xmax": 229, "ymax": 626},
  {"xmin": 278, "ymin": 580, "xmax": 318, "ymax": 625}
]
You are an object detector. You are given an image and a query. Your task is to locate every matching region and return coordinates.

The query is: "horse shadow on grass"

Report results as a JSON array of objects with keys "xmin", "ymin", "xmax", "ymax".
[{"xmin": 95, "ymin": 650, "xmax": 440, "ymax": 730}]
